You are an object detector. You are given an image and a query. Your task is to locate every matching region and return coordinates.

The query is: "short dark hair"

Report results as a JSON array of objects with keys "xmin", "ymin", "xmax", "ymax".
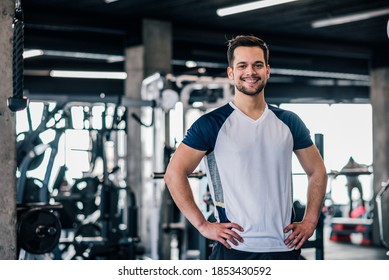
[{"xmin": 227, "ymin": 35, "xmax": 269, "ymax": 66}]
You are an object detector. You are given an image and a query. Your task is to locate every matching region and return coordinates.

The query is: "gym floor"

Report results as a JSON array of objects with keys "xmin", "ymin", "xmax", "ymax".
[{"xmin": 301, "ymin": 226, "xmax": 389, "ymax": 260}]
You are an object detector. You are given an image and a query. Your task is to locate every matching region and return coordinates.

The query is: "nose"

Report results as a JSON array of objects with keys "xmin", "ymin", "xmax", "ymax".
[{"xmin": 245, "ymin": 65, "xmax": 257, "ymax": 75}]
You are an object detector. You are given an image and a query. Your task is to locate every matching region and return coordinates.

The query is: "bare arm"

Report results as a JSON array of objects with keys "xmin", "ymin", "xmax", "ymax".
[
  {"xmin": 164, "ymin": 143, "xmax": 244, "ymax": 249},
  {"xmin": 284, "ymin": 144, "xmax": 328, "ymax": 249}
]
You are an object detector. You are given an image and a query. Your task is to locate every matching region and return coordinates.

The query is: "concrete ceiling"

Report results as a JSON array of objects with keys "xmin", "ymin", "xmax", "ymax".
[{"xmin": 20, "ymin": 0, "xmax": 389, "ymax": 104}]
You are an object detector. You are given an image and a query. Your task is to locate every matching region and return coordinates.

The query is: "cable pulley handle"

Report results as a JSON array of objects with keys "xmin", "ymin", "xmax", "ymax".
[
  {"xmin": 15, "ymin": 0, "xmax": 23, "ymax": 19},
  {"xmin": 8, "ymin": 0, "xmax": 28, "ymax": 112}
]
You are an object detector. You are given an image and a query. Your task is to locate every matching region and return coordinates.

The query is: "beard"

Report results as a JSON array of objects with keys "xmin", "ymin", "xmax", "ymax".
[{"xmin": 235, "ymin": 78, "xmax": 267, "ymax": 96}]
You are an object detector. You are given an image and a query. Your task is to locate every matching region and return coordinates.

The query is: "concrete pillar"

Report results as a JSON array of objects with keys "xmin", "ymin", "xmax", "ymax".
[
  {"xmin": 0, "ymin": 0, "xmax": 17, "ymax": 259},
  {"xmin": 125, "ymin": 44, "xmax": 144, "ymax": 206},
  {"xmin": 125, "ymin": 19, "xmax": 172, "ymax": 258},
  {"xmin": 371, "ymin": 66, "xmax": 389, "ymax": 246}
]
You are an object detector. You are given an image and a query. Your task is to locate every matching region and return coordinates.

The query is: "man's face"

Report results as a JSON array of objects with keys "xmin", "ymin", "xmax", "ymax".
[{"xmin": 227, "ymin": 46, "xmax": 270, "ymax": 96}]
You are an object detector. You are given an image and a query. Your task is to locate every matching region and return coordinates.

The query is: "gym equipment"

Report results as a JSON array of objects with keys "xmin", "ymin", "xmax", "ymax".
[
  {"xmin": 50, "ymin": 102, "xmax": 143, "ymax": 260},
  {"xmin": 153, "ymin": 171, "xmax": 206, "ymax": 180},
  {"xmin": 20, "ymin": 73, "xmax": 179, "ymax": 260},
  {"xmin": 178, "ymin": 76, "xmax": 233, "ymax": 110},
  {"xmin": 15, "ymin": 103, "xmax": 70, "ymax": 259},
  {"xmin": 8, "ymin": 0, "xmax": 28, "ymax": 112},
  {"xmin": 329, "ymin": 217, "xmax": 373, "ymax": 245},
  {"xmin": 325, "ymin": 160, "xmax": 374, "ymax": 246},
  {"xmin": 376, "ymin": 179, "xmax": 389, "ymax": 256},
  {"xmin": 17, "ymin": 203, "xmax": 62, "ymax": 255},
  {"xmin": 17, "ymin": 103, "xmax": 66, "ymax": 204},
  {"xmin": 16, "ymin": 104, "xmax": 54, "ymax": 170},
  {"xmin": 156, "ymin": 170, "xmax": 211, "ymax": 260},
  {"xmin": 72, "ymin": 223, "xmax": 103, "ymax": 258}
]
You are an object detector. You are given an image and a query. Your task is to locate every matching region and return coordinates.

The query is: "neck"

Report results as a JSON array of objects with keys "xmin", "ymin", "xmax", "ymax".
[{"xmin": 232, "ymin": 92, "xmax": 266, "ymax": 120}]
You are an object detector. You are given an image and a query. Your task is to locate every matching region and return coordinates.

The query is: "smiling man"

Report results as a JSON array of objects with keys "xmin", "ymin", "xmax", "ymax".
[{"xmin": 164, "ymin": 35, "xmax": 328, "ymax": 260}]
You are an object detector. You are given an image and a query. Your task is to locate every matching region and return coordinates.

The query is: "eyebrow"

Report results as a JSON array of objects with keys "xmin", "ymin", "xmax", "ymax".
[{"xmin": 235, "ymin": 60, "xmax": 264, "ymax": 66}]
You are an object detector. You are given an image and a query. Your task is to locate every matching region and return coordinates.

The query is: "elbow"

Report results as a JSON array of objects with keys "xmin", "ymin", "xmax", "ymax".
[
  {"xmin": 163, "ymin": 171, "xmax": 170, "ymax": 187},
  {"xmin": 164, "ymin": 166, "xmax": 174, "ymax": 189}
]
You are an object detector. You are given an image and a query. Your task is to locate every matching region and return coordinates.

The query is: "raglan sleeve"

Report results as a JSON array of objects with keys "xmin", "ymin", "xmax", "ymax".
[
  {"xmin": 182, "ymin": 114, "xmax": 215, "ymax": 153},
  {"xmin": 289, "ymin": 112, "xmax": 313, "ymax": 150}
]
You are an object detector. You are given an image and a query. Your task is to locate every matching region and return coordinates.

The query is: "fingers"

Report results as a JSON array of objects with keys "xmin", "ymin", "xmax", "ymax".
[
  {"xmin": 216, "ymin": 222, "xmax": 244, "ymax": 249},
  {"xmin": 283, "ymin": 223, "xmax": 295, "ymax": 245},
  {"xmin": 284, "ymin": 223, "xmax": 313, "ymax": 250},
  {"xmin": 285, "ymin": 233, "xmax": 306, "ymax": 250},
  {"xmin": 283, "ymin": 223, "xmax": 293, "ymax": 233},
  {"xmin": 229, "ymin": 222, "xmax": 244, "ymax": 231}
]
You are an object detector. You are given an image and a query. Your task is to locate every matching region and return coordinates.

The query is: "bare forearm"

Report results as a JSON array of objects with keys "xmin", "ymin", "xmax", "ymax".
[
  {"xmin": 164, "ymin": 172, "xmax": 207, "ymax": 230},
  {"xmin": 164, "ymin": 144, "xmax": 244, "ymax": 248},
  {"xmin": 284, "ymin": 167, "xmax": 327, "ymax": 249},
  {"xmin": 304, "ymin": 171, "xmax": 327, "ymax": 226},
  {"xmin": 165, "ymin": 172, "xmax": 244, "ymax": 248}
]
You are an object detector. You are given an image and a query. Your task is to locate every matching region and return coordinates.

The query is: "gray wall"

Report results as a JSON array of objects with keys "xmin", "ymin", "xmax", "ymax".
[{"xmin": 0, "ymin": 0, "xmax": 17, "ymax": 260}]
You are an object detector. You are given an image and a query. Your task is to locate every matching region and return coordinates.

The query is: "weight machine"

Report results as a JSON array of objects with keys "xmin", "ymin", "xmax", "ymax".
[
  {"xmin": 16, "ymin": 102, "xmax": 69, "ymax": 259},
  {"xmin": 52, "ymin": 101, "xmax": 143, "ymax": 260},
  {"xmin": 325, "ymin": 159, "xmax": 374, "ymax": 246},
  {"xmin": 17, "ymin": 73, "xmax": 180, "ymax": 260},
  {"xmin": 14, "ymin": 99, "xmax": 138, "ymax": 259},
  {"xmin": 376, "ymin": 179, "xmax": 389, "ymax": 256}
]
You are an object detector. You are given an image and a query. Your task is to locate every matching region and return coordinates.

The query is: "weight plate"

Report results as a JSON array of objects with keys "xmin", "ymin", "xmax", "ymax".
[
  {"xmin": 73, "ymin": 223, "xmax": 102, "ymax": 257},
  {"xmin": 17, "ymin": 209, "xmax": 61, "ymax": 254}
]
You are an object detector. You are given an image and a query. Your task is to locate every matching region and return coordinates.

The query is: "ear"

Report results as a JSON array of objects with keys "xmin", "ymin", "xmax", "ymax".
[
  {"xmin": 227, "ymin": 66, "xmax": 234, "ymax": 80},
  {"xmin": 266, "ymin": 64, "xmax": 271, "ymax": 79}
]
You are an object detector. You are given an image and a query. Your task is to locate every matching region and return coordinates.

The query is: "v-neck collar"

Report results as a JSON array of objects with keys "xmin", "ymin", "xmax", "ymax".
[{"xmin": 229, "ymin": 101, "xmax": 269, "ymax": 124}]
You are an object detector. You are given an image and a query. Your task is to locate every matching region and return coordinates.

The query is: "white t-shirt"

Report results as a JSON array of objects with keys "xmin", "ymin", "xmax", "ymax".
[{"xmin": 182, "ymin": 102, "xmax": 313, "ymax": 252}]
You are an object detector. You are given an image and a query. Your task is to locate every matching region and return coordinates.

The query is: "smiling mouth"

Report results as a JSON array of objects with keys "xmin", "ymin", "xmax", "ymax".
[{"xmin": 242, "ymin": 77, "xmax": 260, "ymax": 84}]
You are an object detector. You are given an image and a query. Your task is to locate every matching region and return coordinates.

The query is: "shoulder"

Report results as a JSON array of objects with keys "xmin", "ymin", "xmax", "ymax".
[
  {"xmin": 267, "ymin": 104, "xmax": 313, "ymax": 150},
  {"xmin": 202, "ymin": 103, "xmax": 234, "ymax": 121},
  {"xmin": 192, "ymin": 103, "xmax": 234, "ymax": 131},
  {"xmin": 182, "ymin": 103, "xmax": 234, "ymax": 152},
  {"xmin": 267, "ymin": 104, "xmax": 301, "ymax": 124}
]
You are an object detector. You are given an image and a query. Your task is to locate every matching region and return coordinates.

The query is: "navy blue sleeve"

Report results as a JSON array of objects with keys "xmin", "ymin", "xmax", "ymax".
[
  {"xmin": 288, "ymin": 112, "xmax": 313, "ymax": 150},
  {"xmin": 182, "ymin": 114, "xmax": 216, "ymax": 152},
  {"xmin": 268, "ymin": 104, "xmax": 313, "ymax": 150},
  {"xmin": 182, "ymin": 103, "xmax": 234, "ymax": 154}
]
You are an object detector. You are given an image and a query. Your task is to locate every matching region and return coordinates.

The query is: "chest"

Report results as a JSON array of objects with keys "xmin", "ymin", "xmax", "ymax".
[{"xmin": 214, "ymin": 113, "xmax": 294, "ymax": 156}]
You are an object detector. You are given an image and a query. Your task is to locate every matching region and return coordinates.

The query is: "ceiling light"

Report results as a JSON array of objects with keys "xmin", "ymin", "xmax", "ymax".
[
  {"xmin": 271, "ymin": 68, "xmax": 370, "ymax": 81},
  {"xmin": 185, "ymin": 60, "xmax": 198, "ymax": 68},
  {"xmin": 43, "ymin": 50, "xmax": 124, "ymax": 63},
  {"xmin": 50, "ymin": 70, "xmax": 127, "ymax": 79},
  {"xmin": 23, "ymin": 49, "xmax": 44, "ymax": 59},
  {"xmin": 312, "ymin": 7, "xmax": 389, "ymax": 28},
  {"xmin": 216, "ymin": 0, "xmax": 300, "ymax": 17},
  {"xmin": 198, "ymin": 68, "xmax": 207, "ymax": 74}
]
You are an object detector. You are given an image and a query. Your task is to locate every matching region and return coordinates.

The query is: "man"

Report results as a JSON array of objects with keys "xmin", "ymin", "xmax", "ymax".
[
  {"xmin": 337, "ymin": 156, "xmax": 368, "ymax": 218},
  {"xmin": 164, "ymin": 35, "xmax": 327, "ymax": 260}
]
